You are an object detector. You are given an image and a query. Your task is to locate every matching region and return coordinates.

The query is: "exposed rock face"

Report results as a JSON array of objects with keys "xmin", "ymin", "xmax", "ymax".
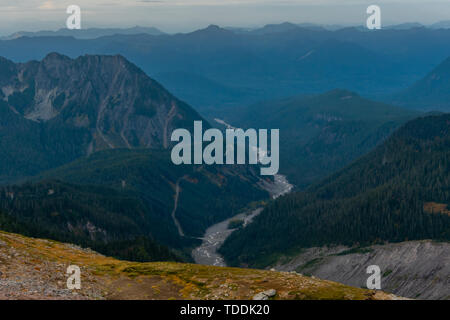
[
  {"xmin": 0, "ymin": 53, "xmax": 203, "ymax": 180},
  {"xmin": 1, "ymin": 53, "xmax": 201, "ymax": 150},
  {"xmin": 274, "ymin": 240, "xmax": 450, "ymax": 300}
]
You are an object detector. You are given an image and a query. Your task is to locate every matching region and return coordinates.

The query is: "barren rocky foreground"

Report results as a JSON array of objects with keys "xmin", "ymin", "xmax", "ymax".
[
  {"xmin": 0, "ymin": 231, "xmax": 403, "ymax": 300},
  {"xmin": 275, "ymin": 241, "xmax": 450, "ymax": 300}
]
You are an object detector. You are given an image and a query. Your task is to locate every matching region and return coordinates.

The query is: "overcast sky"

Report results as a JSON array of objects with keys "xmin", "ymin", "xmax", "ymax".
[{"xmin": 0, "ymin": 0, "xmax": 449, "ymax": 35}]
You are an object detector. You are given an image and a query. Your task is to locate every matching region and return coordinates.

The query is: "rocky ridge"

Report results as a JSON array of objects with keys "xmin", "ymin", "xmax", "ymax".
[{"xmin": 0, "ymin": 230, "xmax": 403, "ymax": 300}]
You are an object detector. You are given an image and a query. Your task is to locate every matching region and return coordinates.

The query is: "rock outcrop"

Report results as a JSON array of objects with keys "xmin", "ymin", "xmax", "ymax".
[
  {"xmin": 253, "ymin": 289, "xmax": 277, "ymax": 300},
  {"xmin": 274, "ymin": 240, "xmax": 450, "ymax": 300}
]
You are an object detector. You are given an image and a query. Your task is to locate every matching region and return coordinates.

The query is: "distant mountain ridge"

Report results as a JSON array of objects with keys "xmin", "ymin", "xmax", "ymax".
[
  {"xmin": 1, "ymin": 26, "xmax": 165, "ymax": 40},
  {"xmin": 2, "ymin": 24, "xmax": 450, "ymax": 116},
  {"xmin": 4, "ymin": 22, "xmax": 446, "ymax": 41}
]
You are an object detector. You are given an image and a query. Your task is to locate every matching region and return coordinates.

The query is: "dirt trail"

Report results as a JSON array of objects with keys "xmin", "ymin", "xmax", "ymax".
[{"xmin": 171, "ymin": 177, "xmax": 186, "ymax": 237}]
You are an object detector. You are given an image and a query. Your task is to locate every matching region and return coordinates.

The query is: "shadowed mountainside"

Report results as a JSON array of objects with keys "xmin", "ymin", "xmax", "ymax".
[
  {"xmin": 0, "ymin": 53, "xmax": 203, "ymax": 182},
  {"xmin": 392, "ymin": 56, "xmax": 450, "ymax": 111}
]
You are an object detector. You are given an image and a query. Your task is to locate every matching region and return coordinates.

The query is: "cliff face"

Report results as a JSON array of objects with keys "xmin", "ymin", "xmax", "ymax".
[
  {"xmin": 274, "ymin": 241, "xmax": 450, "ymax": 300},
  {"xmin": 0, "ymin": 53, "xmax": 203, "ymax": 181},
  {"xmin": 1, "ymin": 53, "xmax": 202, "ymax": 149}
]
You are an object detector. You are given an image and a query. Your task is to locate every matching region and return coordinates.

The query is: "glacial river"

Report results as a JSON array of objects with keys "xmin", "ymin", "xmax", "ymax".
[{"xmin": 192, "ymin": 174, "xmax": 293, "ymax": 266}]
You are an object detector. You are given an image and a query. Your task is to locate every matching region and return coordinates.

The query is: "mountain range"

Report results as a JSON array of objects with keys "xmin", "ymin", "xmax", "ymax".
[{"xmin": 1, "ymin": 24, "xmax": 450, "ymax": 117}]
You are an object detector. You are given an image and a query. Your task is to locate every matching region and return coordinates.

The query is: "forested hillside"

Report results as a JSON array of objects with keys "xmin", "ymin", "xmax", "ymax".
[
  {"xmin": 0, "ymin": 181, "xmax": 181, "ymax": 262},
  {"xmin": 219, "ymin": 114, "xmax": 450, "ymax": 267},
  {"xmin": 37, "ymin": 149, "xmax": 268, "ymax": 239},
  {"xmin": 0, "ymin": 149, "xmax": 269, "ymax": 261},
  {"xmin": 225, "ymin": 89, "xmax": 419, "ymax": 188}
]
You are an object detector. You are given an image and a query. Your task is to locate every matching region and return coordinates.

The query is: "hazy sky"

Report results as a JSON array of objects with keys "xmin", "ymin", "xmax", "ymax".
[{"xmin": 0, "ymin": 0, "xmax": 449, "ymax": 35}]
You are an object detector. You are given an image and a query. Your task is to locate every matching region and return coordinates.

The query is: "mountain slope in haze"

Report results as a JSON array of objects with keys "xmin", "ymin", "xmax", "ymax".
[
  {"xmin": 0, "ymin": 230, "xmax": 404, "ymax": 300},
  {"xmin": 392, "ymin": 56, "xmax": 450, "ymax": 111},
  {"xmin": 219, "ymin": 114, "xmax": 450, "ymax": 268},
  {"xmin": 154, "ymin": 71, "xmax": 256, "ymax": 115},
  {"xmin": 226, "ymin": 89, "xmax": 419, "ymax": 188},
  {"xmin": 0, "ymin": 53, "xmax": 202, "ymax": 182}
]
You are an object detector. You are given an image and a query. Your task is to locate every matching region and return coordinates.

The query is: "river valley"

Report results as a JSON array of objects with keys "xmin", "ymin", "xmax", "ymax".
[{"xmin": 192, "ymin": 174, "xmax": 293, "ymax": 266}]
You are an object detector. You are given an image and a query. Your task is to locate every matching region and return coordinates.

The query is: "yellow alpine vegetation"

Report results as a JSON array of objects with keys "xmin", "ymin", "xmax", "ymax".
[{"xmin": 0, "ymin": 231, "xmax": 403, "ymax": 300}]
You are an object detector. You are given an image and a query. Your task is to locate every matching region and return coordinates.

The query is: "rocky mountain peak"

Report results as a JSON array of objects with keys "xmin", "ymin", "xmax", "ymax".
[{"xmin": 0, "ymin": 53, "xmax": 204, "ymax": 179}]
